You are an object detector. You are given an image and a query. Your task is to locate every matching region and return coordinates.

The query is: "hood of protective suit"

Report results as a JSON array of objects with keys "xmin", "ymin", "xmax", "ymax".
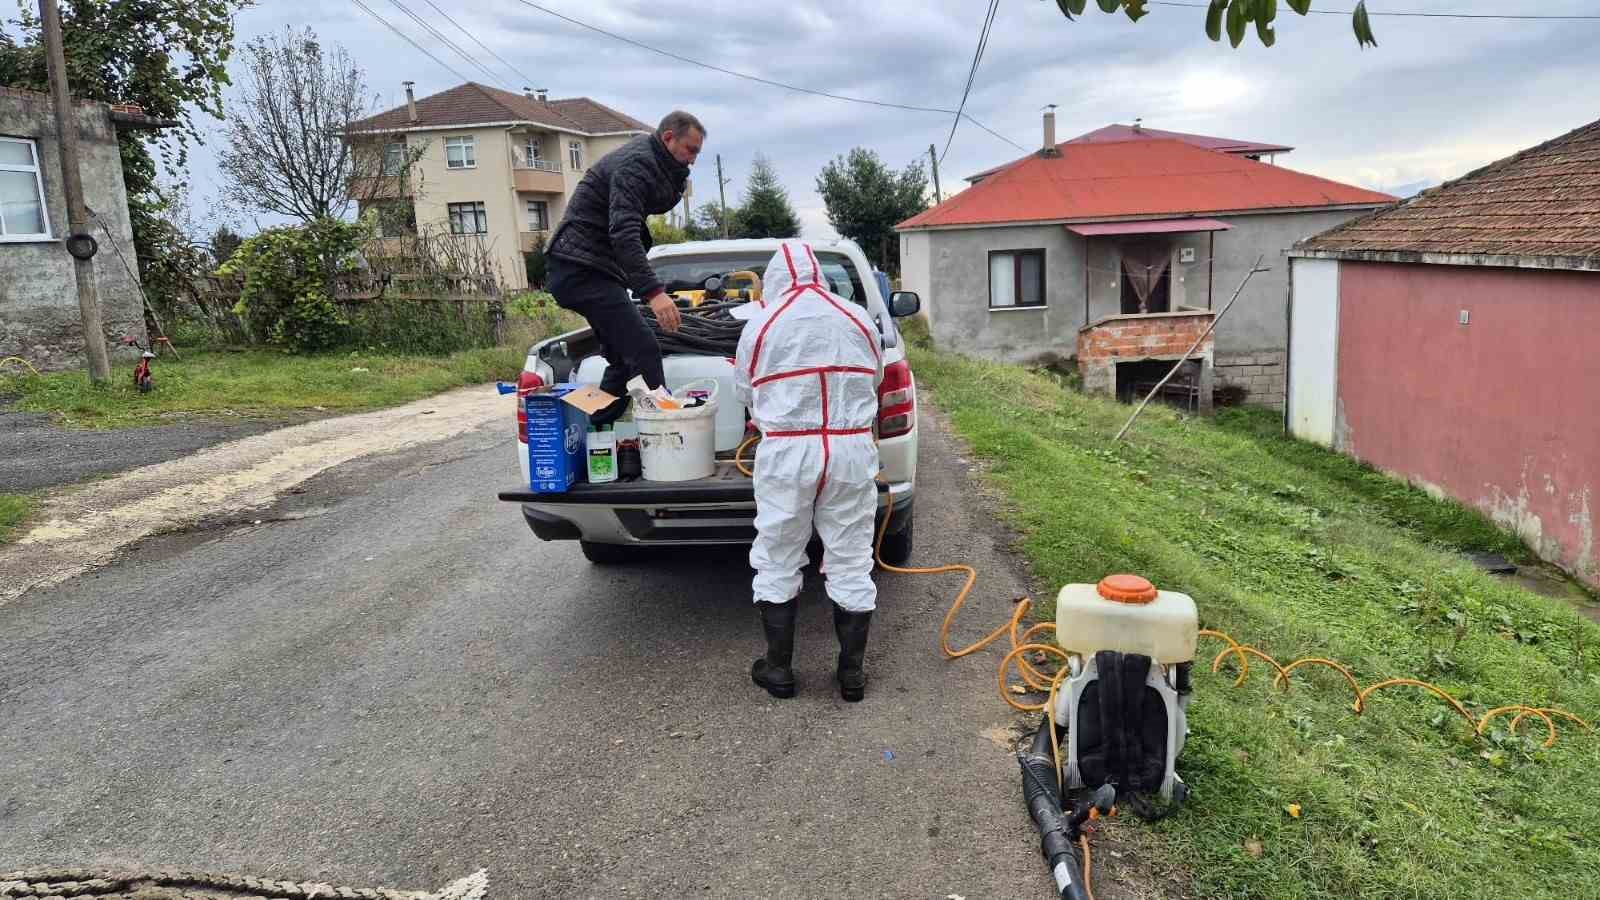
[{"xmin": 759, "ymin": 240, "xmax": 828, "ymax": 303}]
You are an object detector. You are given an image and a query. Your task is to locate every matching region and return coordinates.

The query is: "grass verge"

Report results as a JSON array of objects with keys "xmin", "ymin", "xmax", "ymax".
[
  {"xmin": 909, "ymin": 344, "xmax": 1600, "ymax": 900},
  {"xmin": 0, "ymin": 493, "xmax": 34, "ymax": 544},
  {"xmin": 0, "ymin": 311, "xmax": 583, "ymax": 429}
]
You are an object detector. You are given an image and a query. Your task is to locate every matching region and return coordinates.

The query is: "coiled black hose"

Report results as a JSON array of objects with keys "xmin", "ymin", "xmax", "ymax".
[{"xmin": 639, "ymin": 299, "xmax": 749, "ymax": 357}]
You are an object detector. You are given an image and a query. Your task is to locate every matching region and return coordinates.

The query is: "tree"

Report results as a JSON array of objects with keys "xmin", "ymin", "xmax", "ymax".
[
  {"xmin": 816, "ymin": 149, "xmax": 929, "ymax": 274},
  {"xmin": 1049, "ymin": 0, "xmax": 1377, "ymax": 48},
  {"xmin": 0, "ymin": 0, "xmax": 252, "ymax": 302},
  {"xmin": 648, "ymin": 214, "xmax": 689, "ymax": 246},
  {"xmin": 217, "ymin": 27, "xmax": 377, "ymax": 222},
  {"xmin": 209, "ymin": 224, "xmax": 244, "ymax": 266},
  {"xmin": 685, "ymin": 204, "xmax": 735, "ymax": 242},
  {"xmin": 737, "ymin": 154, "xmax": 801, "ymax": 239}
]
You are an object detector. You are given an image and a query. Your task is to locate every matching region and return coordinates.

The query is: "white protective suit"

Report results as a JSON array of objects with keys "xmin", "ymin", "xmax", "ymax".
[{"xmin": 735, "ymin": 241, "xmax": 885, "ymax": 613}]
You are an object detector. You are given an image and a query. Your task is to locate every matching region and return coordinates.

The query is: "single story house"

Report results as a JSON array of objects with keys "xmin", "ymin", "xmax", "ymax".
[
  {"xmin": 896, "ymin": 114, "xmax": 1393, "ymax": 409},
  {"xmin": 1, "ymin": 86, "xmax": 163, "ymax": 370},
  {"xmin": 1287, "ymin": 117, "xmax": 1600, "ymax": 588}
]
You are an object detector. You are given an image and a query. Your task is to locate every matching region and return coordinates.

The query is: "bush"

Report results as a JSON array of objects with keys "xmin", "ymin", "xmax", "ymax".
[
  {"xmin": 220, "ymin": 217, "xmax": 370, "ymax": 352},
  {"xmin": 507, "ymin": 290, "xmax": 582, "ymax": 343}
]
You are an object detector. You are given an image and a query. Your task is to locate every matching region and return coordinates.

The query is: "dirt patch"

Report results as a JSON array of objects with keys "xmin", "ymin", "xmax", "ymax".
[{"xmin": 0, "ymin": 385, "xmax": 510, "ymax": 605}]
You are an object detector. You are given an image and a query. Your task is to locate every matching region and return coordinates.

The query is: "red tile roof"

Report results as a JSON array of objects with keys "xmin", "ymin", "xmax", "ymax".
[
  {"xmin": 347, "ymin": 82, "xmax": 651, "ymax": 136},
  {"xmin": 900, "ymin": 139, "xmax": 1393, "ymax": 230},
  {"xmin": 1297, "ymin": 117, "xmax": 1600, "ymax": 264},
  {"xmin": 965, "ymin": 124, "xmax": 1293, "ymax": 183}
]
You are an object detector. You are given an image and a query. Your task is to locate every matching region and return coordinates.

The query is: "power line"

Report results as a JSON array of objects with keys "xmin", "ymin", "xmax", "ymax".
[
  {"xmin": 382, "ymin": 0, "xmax": 510, "ymax": 88},
  {"xmin": 348, "ymin": 0, "xmax": 473, "ymax": 84},
  {"xmin": 941, "ymin": 0, "xmax": 1000, "ymax": 165},
  {"xmin": 509, "ymin": 0, "xmax": 1029, "ymax": 153},
  {"xmin": 417, "ymin": 0, "xmax": 539, "ymax": 90},
  {"xmin": 1149, "ymin": 1, "xmax": 1600, "ymax": 19}
]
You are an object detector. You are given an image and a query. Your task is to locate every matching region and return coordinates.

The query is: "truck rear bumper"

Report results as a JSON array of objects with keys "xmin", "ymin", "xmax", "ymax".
[{"xmin": 503, "ymin": 480, "xmax": 913, "ymax": 547}]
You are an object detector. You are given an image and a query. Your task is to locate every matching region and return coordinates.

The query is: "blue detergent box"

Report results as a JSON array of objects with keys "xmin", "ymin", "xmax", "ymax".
[{"xmin": 525, "ymin": 384, "xmax": 590, "ymax": 493}]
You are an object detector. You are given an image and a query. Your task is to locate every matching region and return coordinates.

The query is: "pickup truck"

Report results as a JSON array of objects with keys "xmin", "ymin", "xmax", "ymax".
[{"xmin": 498, "ymin": 238, "xmax": 922, "ymax": 565}]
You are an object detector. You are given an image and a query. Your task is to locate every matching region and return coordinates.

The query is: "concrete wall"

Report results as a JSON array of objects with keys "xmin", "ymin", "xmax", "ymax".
[
  {"xmin": 1207, "ymin": 209, "xmax": 1373, "ymax": 407},
  {"xmin": 905, "ymin": 206, "xmax": 1376, "ymax": 407},
  {"xmin": 913, "ymin": 223, "xmax": 1087, "ymax": 365},
  {"xmin": 0, "ymin": 88, "xmax": 145, "ymax": 371},
  {"xmin": 898, "ymin": 230, "xmax": 933, "ymax": 328},
  {"xmin": 1331, "ymin": 261, "xmax": 1599, "ymax": 588}
]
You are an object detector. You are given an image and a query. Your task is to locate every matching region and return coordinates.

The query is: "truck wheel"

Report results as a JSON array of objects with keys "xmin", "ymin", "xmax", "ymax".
[
  {"xmin": 580, "ymin": 541, "xmax": 631, "ymax": 565},
  {"xmin": 877, "ymin": 518, "xmax": 914, "ymax": 567}
]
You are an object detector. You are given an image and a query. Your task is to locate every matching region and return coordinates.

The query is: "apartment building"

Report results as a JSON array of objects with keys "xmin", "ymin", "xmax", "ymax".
[{"xmin": 346, "ymin": 82, "xmax": 654, "ymax": 289}]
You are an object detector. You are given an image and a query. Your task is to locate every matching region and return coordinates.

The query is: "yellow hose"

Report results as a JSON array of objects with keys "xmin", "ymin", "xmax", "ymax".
[{"xmin": 1, "ymin": 357, "xmax": 41, "ymax": 377}]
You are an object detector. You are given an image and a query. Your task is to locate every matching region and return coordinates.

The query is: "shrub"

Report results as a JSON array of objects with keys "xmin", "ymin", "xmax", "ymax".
[{"xmin": 220, "ymin": 217, "xmax": 370, "ymax": 352}]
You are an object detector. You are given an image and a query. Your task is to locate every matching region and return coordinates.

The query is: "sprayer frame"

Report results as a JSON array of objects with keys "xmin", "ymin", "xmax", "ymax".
[{"xmin": 1054, "ymin": 655, "xmax": 1191, "ymax": 801}]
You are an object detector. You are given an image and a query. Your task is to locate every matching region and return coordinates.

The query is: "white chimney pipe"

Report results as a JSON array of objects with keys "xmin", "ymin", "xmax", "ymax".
[
  {"xmin": 1042, "ymin": 104, "xmax": 1058, "ymax": 157},
  {"xmin": 404, "ymin": 81, "xmax": 417, "ymax": 123},
  {"xmin": 536, "ymin": 88, "xmax": 549, "ymax": 103}
]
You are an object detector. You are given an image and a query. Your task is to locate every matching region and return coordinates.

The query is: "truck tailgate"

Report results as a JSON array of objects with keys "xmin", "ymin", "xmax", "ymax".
[{"xmin": 498, "ymin": 461, "xmax": 754, "ymax": 505}]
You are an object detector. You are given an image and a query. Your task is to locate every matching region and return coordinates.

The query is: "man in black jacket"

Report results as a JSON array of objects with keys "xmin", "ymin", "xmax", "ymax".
[{"xmin": 545, "ymin": 110, "xmax": 705, "ymax": 424}]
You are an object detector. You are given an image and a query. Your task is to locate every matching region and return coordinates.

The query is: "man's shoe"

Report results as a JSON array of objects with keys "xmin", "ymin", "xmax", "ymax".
[
  {"xmin": 832, "ymin": 603, "xmax": 873, "ymax": 702},
  {"xmin": 751, "ymin": 600, "xmax": 798, "ymax": 699}
]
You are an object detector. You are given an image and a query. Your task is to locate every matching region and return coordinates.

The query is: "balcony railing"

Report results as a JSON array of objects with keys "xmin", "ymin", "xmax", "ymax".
[{"xmin": 513, "ymin": 157, "xmax": 562, "ymax": 173}]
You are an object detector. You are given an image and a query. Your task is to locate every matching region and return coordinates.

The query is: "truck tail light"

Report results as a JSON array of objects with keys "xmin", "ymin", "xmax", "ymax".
[
  {"xmin": 514, "ymin": 370, "xmax": 545, "ymax": 443},
  {"xmin": 877, "ymin": 360, "xmax": 915, "ymax": 439}
]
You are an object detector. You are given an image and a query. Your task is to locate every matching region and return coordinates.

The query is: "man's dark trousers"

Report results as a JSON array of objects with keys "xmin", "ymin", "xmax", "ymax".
[{"xmin": 547, "ymin": 256, "xmax": 666, "ymax": 426}]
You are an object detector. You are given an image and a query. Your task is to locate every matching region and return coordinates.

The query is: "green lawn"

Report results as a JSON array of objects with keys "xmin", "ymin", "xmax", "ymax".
[
  {"xmin": 908, "ymin": 343, "xmax": 1600, "ymax": 900},
  {"xmin": 0, "ymin": 493, "xmax": 34, "ymax": 545},
  {"xmin": 0, "ymin": 345, "xmax": 530, "ymax": 429}
]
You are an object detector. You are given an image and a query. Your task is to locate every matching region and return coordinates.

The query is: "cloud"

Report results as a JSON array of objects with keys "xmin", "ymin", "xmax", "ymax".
[{"xmin": 185, "ymin": 0, "xmax": 1600, "ymax": 240}]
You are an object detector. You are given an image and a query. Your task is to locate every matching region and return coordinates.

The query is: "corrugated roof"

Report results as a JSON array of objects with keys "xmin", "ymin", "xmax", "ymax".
[
  {"xmin": 965, "ymin": 123, "xmax": 1294, "ymax": 183},
  {"xmin": 346, "ymin": 83, "xmax": 650, "ymax": 136},
  {"xmin": 900, "ymin": 139, "xmax": 1393, "ymax": 230},
  {"xmin": 1296, "ymin": 117, "xmax": 1600, "ymax": 263}
]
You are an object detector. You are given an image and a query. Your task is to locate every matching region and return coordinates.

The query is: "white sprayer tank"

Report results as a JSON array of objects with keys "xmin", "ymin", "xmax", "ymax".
[{"xmin": 1055, "ymin": 574, "xmax": 1198, "ymax": 664}]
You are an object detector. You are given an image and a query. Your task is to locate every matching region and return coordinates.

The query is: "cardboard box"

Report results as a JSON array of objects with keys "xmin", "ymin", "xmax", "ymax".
[{"xmin": 524, "ymin": 383, "xmax": 619, "ymax": 493}]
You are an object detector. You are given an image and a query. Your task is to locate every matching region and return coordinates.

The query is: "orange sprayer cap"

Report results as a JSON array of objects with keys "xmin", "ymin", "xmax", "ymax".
[{"xmin": 1097, "ymin": 574, "xmax": 1158, "ymax": 604}]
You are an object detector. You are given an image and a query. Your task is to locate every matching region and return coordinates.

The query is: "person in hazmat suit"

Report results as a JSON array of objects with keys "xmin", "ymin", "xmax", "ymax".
[{"xmin": 734, "ymin": 240, "xmax": 884, "ymax": 702}]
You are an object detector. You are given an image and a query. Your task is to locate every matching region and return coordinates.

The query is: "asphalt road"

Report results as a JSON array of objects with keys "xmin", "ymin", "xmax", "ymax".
[
  {"xmin": 0, "ymin": 407, "xmax": 297, "ymax": 492},
  {"xmin": 0, "ymin": 413, "xmax": 1147, "ymax": 898}
]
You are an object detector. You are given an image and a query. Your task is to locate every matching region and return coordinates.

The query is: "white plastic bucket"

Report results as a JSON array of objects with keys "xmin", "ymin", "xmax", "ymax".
[{"xmin": 635, "ymin": 379, "xmax": 719, "ymax": 482}]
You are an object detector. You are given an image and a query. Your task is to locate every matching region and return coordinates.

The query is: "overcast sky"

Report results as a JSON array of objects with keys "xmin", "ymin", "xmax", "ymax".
[{"xmin": 173, "ymin": 0, "xmax": 1600, "ymax": 237}]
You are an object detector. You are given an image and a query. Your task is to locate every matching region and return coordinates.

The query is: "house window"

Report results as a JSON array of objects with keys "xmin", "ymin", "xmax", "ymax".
[
  {"xmin": 445, "ymin": 136, "xmax": 476, "ymax": 169},
  {"xmin": 988, "ymin": 249, "xmax": 1045, "ymax": 309},
  {"xmin": 0, "ymin": 136, "xmax": 52, "ymax": 240},
  {"xmin": 448, "ymin": 201, "xmax": 488, "ymax": 235},
  {"xmin": 569, "ymin": 140, "xmax": 583, "ymax": 171},
  {"xmin": 367, "ymin": 200, "xmax": 415, "ymax": 238},
  {"xmin": 526, "ymin": 199, "xmax": 549, "ymax": 231},
  {"xmin": 524, "ymin": 136, "xmax": 542, "ymax": 166},
  {"xmin": 382, "ymin": 141, "xmax": 405, "ymax": 176}
]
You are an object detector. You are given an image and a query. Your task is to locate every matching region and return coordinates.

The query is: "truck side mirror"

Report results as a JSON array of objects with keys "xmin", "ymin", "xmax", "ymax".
[{"xmin": 889, "ymin": 291, "xmax": 921, "ymax": 318}]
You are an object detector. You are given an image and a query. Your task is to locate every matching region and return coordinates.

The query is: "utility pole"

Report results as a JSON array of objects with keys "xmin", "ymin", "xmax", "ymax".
[
  {"xmin": 928, "ymin": 143, "xmax": 943, "ymax": 205},
  {"xmin": 39, "ymin": 0, "xmax": 111, "ymax": 384},
  {"xmin": 716, "ymin": 154, "xmax": 730, "ymax": 239}
]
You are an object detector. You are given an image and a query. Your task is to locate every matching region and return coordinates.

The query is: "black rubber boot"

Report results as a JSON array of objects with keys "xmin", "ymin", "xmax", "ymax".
[
  {"xmin": 832, "ymin": 603, "xmax": 873, "ymax": 702},
  {"xmin": 751, "ymin": 600, "xmax": 798, "ymax": 699}
]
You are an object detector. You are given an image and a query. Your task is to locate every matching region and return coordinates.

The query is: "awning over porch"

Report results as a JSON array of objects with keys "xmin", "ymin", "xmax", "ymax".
[{"xmin": 1065, "ymin": 217, "xmax": 1232, "ymax": 237}]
